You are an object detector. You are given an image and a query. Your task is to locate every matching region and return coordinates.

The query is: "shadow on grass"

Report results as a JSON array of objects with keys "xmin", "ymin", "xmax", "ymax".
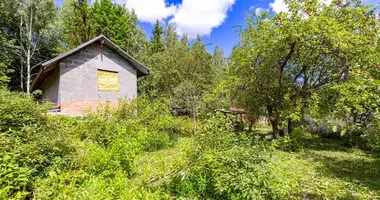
[
  {"xmin": 300, "ymin": 136, "xmax": 354, "ymax": 152},
  {"xmin": 300, "ymin": 136, "xmax": 380, "ymax": 193}
]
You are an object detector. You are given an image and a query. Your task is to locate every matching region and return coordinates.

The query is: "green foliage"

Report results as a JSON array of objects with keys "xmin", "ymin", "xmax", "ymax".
[
  {"xmin": 273, "ymin": 127, "xmax": 305, "ymax": 152},
  {"xmin": 0, "ymin": 90, "xmax": 75, "ymax": 198},
  {"xmin": 58, "ymin": 0, "xmax": 147, "ymax": 57},
  {"xmin": 361, "ymin": 118, "xmax": 380, "ymax": 152},
  {"xmin": 1, "ymin": 89, "xmax": 380, "ymax": 199},
  {"xmin": 171, "ymin": 114, "xmax": 274, "ymax": 199},
  {"xmin": 140, "ymin": 25, "xmax": 225, "ymax": 118},
  {"xmin": 0, "ymin": 33, "xmax": 14, "ymax": 87},
  {"xmin": 0, "ymin": 154, "xmax": 31, "ymax": 199},
  {"xmin": 150, "ymin": 20, "xmax": 165, "ymax": 55},
  {"xmin": 19, "ymin": 0, "xmax": 56, "ymax": 34},
  {"xmin": 1, "ymin": 0, "xmax": 380, "ymax": 198},
  {"xmin": 92, "ymin": 0, "xmax": 147, "ymax": 57},
  {"xmin": 0, "ymin": 90, "xmax": 192, "ymax": 199},
  {"xmin": 0, "ymin": 90, "xmax": 50, "ymax": 132},
  {"xmin": 230, "ymin": 0, "xmax": 380, "ymax": 135},
  {"xmin": 268, "ymin": 135, "xmax": 380, "ymax": 199},
  {"xmin": 59, "ymin": 0, "xmax": 95, "ymax": 49}
]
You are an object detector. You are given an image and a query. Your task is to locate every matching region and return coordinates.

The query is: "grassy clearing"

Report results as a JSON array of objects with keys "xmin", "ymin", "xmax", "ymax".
[
  {"xmin": 269, "ymin": 135, "xmax": 380, "ymax": 199},
  {"xmin": 130, "ymin": 137, "xmax": 193, "ymax": 191},
  {"xmin": 131, "ymin": 133, "xmax": 380, "ymax": 199},
  {"xmin": 249, "ymin": 127, "xmax": 272, "ymax": 135}
]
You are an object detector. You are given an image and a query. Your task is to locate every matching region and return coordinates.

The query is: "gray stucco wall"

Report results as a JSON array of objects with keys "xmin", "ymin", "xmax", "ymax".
[
  {"xmin": 42, "ymin": 68, "xmax": 60, "ymax": 105},
  {"xmin": 58, "ymin": 44, "xmax": 137, "ymax": 102}
]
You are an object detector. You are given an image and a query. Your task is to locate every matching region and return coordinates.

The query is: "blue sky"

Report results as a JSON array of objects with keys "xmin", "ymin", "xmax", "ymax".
[
  {"xmin": 136, "ymin": 0, "xmax": 258, "ymax": 55},
  {"xmin": 55, "ymin": 0, "xmax": 379, "ymax": 55}
]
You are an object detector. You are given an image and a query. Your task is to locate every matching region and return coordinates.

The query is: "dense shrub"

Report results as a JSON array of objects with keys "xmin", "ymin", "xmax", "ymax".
[
  {"xmin": 0, "ymin": 90, "xmax": 50, "ymax": 132},
  {"xmin": 48, "ymin": 97, "xmax": 190, "ymax": 181},
  {"xmin": 360, "ymin": 118, "xmax": 380, "ymax": 152},
  {"xmin": 1, "ymin": 88, "xmax": 379, "ymax": 199},
  {"xmin": 170, "ymin": 114, "xmax": 273, "ymax": 199},
  {"xmin": 273, "ymin": 127, "xmax": 304, "ymax": 152},
  {"xmin": 0, "ymin": 90, "xmax": 191, "ymax": 199},
  {"xmin": 0, "ymin": 90, "xmax": 75, "ymax": 199}
]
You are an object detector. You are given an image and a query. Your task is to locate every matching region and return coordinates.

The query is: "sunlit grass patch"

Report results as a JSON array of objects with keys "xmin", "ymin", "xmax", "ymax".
[
  {"xmin": 269, "ymin": 135, "xmax": 380, "ymax": 199},
  {"xmin": 131, "ymin": 137, "xmax": 193, "ymax": 188}
]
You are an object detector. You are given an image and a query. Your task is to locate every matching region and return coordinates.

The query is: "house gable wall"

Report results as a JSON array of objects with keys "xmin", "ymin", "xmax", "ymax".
[{"xmin": 55, "ymin": 44, "xmax": 137, "ymax": 114}]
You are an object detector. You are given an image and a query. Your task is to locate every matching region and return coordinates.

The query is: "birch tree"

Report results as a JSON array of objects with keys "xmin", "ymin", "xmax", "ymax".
[{"xmin": 19, "ymin": 0, "xmax": 55, "ymax": 93}]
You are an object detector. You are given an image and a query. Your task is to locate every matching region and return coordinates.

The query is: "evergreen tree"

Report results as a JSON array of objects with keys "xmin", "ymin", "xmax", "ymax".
[
  {"xmin": 211, "ymin": 46, "xmax": 226, "ymax": 81},
  {"xmin": 60, "ymin": 0, "xmax": 94, "ymax": 49},
  {"xmin": 0, "ymin": 33, "xmax": 13, "ymax": 87},
  {"xmin": 92, "ymin": 0, "xmax": 114, "ymax": 37},
  {"xmin": 91, "ymin": 0, "xmax": 147, "ymax": 56},
  {"xmin": 150, "ymin": 20, "xmax": 164, "ymax": 54},
  {"xmin": 164, "ymin": 23, "xmax": 178, "ymax": 49},
  {"xmin": 212, "ymin": 46, "xmax": 225, "ymax": 70},
  {"xmin": 180, "ymin": 34, "xmax": 190, "ymax": 51},
  {"xmin": 0, "ymin": 0, "xmax": 19, "ymax": 89},
  {"xmin": 189, "ymin": 35, "xmax": 214, "ymax": 89}
]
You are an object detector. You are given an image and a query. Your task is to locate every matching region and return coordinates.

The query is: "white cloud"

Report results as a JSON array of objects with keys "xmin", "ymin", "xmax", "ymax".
[
  {"xmin": 248, "ymin": 5, "xmax": 269, "ymax": 15},
  {"xmin": 269, "ymin": 0, "xmax": 332, "ymax": 13},
  {"xmin": 255, "ymin": 7, "xmax": 269, "ymax": 15},
  {"xmin": 121, "ymin": 0, "xmax": 235, "ymax": 38},
  {"xmin": 170, "ymin": 0, "xmax": 235, "ymax": 38},
  {"xmin": 255, "ymin": 7, "xmax": 263, "ymax": 14},
  {"xmin": 124, "ymin": 0, "xmax": 177, "ymax": 23},
  {"xmin": 269, "ymin": 0, "xmax": 288, "ymax": 13}
]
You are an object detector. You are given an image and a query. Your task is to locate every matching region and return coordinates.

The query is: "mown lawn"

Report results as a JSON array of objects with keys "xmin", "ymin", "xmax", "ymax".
[{"xmin": 130, "ymin": 133, "xmax": 380, "ymax": 199}]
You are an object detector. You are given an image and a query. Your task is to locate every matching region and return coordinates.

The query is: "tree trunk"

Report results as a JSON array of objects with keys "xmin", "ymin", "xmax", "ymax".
[
  {"xmin": 248, "ymin": 119, "xmax": 254, "ymax": 132},
  {"xmin": 287, "ymin": 118, "xmax": 292, "ymax": 135},
  {"xmin": 20, "ymin": 57, "xmax": 24, "ymax": 92},
  {"xmin": 270, "ymin": 118, "xmax": 279, "ymax": 136},
  {"xmin": 267, "ymin": 105, "xmax": 279, "ymax": 136},
  {"xmin": 26, "ymin": 7, "xmax": 33, "ymax": 94},
  {"xmin": 19, "ymin": 17, "xmax": 24, "ymax": 92},
  {"xmin": 26, "ymin": 45, "xmax": 31, "ymax": 94},
  {"xmin": 193, "ymin": 105, "xmax": 197, "ymax": 136}
]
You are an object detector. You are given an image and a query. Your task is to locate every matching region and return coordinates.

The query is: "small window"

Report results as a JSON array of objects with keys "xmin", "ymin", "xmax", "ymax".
[{"xmin": 97, "ymin": 70, "xmax": 119, "ymax": 92}]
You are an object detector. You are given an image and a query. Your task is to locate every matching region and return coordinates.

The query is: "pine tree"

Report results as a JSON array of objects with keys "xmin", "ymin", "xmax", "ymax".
[
  {"xmin": 189, "ymin": 35, "xmax": 213, "ymax": 90},
  {"xmin": 150, "ymin": 20, "xmax": 164, "ymax": 54},
  {"xmin": 60, "ymin": 0, "xmax": 94, "ymax": 49},
  {"xmin": 164, "ymin": 23, "xmax": 178, "ymax": 49},
  {"xmin": 213, "ymin": 46, "xmax": 225, "ymax": 68},
  {"xmin": 92, "ymin": 0, "xmax": 147, "ymax": 56},
  {"xmin": 0, "ymin": 0, "xmax": 19, "ymax": 89},
  {"xmin": 0, "ymin": 33, "xmax": 13, "ymax": 87},
  {"xmin": 212, "ymin": 46, "xmax": 226, "ymax": 79},
  {"xmin": 92, "ymin": 0, "xmax": 114, "ymax": 37}
]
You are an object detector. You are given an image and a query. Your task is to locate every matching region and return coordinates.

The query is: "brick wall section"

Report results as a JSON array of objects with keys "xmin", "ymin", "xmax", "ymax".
[{"xmin": 59, "ymin": 100, "xmax": 119, "ymax": 115}]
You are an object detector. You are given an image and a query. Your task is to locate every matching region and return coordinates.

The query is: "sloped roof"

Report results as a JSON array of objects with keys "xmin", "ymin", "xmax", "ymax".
[{"xmin": 32, "ymin": 35, "xmax": 149, "ymax": 89}]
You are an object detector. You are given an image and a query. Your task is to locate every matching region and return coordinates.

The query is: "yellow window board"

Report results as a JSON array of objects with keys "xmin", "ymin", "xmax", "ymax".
[{"xmin": 98, "ymin": 70, "xmax": 119, "ymax": 92}]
